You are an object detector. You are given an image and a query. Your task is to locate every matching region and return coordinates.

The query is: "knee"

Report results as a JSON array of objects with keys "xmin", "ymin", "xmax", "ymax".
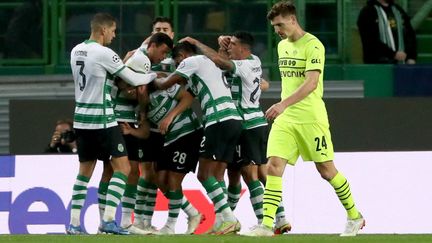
[
  {"xmin": 267, "ymin": 162, "xmax": 283, "ymax": 176},
  {"xmin": 318, "ymin": 169, "xmax": 336, "ymax": 181}
]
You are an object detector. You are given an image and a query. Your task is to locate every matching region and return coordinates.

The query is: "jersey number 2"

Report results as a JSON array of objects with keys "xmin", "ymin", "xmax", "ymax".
[
  {"xmin": 249, "ymin": 77, "xmax": 260, "ymax": 103},
  {"xmin": 76, "ymin": 61, "xmax": 86, "ymax": 91}
]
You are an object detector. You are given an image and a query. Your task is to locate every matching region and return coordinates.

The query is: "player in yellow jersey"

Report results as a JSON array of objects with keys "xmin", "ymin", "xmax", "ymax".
[{"xmin": 243, "ymin": 1, "xmax": 365, "ymax": 237}]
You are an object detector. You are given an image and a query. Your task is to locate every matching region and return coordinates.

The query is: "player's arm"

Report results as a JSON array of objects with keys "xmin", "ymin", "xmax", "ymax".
[
  {"xmin": 154, "ymin": 73, "xmax": 187, "ymax": 90},
  {"xmin": 260, "ymin": 78, "xmax": 270, "ymax": 91},
  {"xmin": 159, "ymin": 88, "xmax": 194, "ymax": 134},
  {"xmin": 180, "ymin": 36, "xmax": 234, "ymax": 71},
  {"xmin": 117, "ymin": 67, "xmax": 157, "ymax": 86},
  {"xmin": 265, "ymin": 70, "xmax": 319, "ymax": 120}
]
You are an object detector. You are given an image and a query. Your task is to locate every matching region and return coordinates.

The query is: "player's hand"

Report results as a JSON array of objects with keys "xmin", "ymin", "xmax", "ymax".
[
  {"xmin": 159, "ymin": 115, "xmax": 174, "ymax": 135},
  {"xmin": 179, "ymin": 36, "xmax": 198, "ymax": 45},
  {"xmin": 218, "ymin": 36, "xmax": 231, "ymax": 50},
  {"xmin": 123, "ymin": 50, "xmax": 136, "ymax": 63},
  {"xmin": 265, "ymin": 102, "xmax": 286, "ymax": 120},
  {"xmin": 120, "ymin": 122, "xmax": 133, "ymax": 135}
]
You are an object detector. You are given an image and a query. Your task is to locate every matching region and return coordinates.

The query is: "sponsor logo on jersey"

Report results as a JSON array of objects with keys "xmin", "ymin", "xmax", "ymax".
[
  {"xmin": 280, "ymin": 70, "xmax": 305, "ymax": 78},
  {"xmin": 311, "ymin": 59, "xmax": 321, "ymax": 64},
  {"xmin": 117, "ymin": 144, "xmax": 124, "ymax": 152},
  {"xmin": 279, "ymin": 59, "xmax": 297, "ymax": 66},
  {"xmin": 138, "ymin": 149, "xmax": 143, "ymax": 158}
]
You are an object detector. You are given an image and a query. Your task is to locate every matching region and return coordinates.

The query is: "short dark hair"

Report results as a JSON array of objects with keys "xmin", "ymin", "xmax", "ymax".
[
  {"xmin": 148, "ymin": 32, "xmax": 174, "ymax": 50},
  {"xmin": 233, "ymin": 31, "xmax": 254, "ymax": 48},
  {"xmin": 172, "ymin": 42, "xmax": 197, "ymax": 59},
  {"xmin": 267, "ymin": 1, "xmax": 297, "ymax": 20},
  {"xmin": 91, "ymin": 13, "xmax": 116, "ymax": 32},
  {"xmin": 152, "ymin": 16, "xmax": 174, "ymax": 29}
]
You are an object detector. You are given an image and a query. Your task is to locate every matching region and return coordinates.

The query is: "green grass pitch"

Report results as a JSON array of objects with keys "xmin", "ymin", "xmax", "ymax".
[{"xmin": 2, "ymin": 234, "xmax": 432, "ymax": 243}]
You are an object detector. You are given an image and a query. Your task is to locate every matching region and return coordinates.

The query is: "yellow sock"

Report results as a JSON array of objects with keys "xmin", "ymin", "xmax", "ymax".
[
  {"xmin": 262, "ymin": 175, "xmax": 283, "ymax": 229},
  {"xmin": 329, "ymin": 172, "xmax": 360, "ymax": 219}
]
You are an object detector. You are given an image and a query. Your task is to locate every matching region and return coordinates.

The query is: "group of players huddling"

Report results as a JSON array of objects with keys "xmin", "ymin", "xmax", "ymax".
[{"xmin": 67, "ymin": 1, "xmax": 365, "ymax": 237}]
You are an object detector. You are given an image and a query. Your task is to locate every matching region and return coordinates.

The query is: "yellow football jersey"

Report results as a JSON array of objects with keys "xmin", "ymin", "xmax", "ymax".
[{"xmin": 275, "ymin": 33, "xmax": 328, "ymax": 125}]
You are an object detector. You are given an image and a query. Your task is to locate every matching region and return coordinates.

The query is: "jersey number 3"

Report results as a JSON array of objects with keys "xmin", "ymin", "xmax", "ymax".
[{"xmin": 76, "ymin": 61, "xmax": 86, "ymax": 91}]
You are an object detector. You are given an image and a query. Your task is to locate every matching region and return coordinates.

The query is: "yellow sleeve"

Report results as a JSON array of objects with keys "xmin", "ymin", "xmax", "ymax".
[{"xmin": 304, "ymin": 39, "xmax": 325, "ymax": 73}]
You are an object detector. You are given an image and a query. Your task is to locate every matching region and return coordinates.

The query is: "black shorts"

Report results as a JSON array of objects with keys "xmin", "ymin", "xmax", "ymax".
[
  {"xmin": 200, "ymin": 119, "xmax": 242, "ymax": 163},
  {"xmin": 120, "ymin": 123, "xmax": 142, "ymax": 162},
  {"xmin": 75, "ymin": 126, "xmax": 128, "ymax": 162},
  {"xmin": 139, "ymin": 131, "xmax": 164, "ymax": 162},
  {"xmin": 156, "ymin": 129, "xmax": 203, "ymax": 174},
  {"xmin": 229, "ymin": 125, "xmax": 268, "ymax": 170}
]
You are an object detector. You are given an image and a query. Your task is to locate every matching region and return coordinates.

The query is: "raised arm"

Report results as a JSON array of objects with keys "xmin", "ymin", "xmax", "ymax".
[{"xmin": 180, "ymin": 36, "xmax": 234, "ymax": 71}]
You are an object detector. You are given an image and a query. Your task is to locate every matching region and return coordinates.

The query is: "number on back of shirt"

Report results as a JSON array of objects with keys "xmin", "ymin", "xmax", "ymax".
[{"xmin": 76, "ymin": 61, "xmax": 86, "ymax": 91}]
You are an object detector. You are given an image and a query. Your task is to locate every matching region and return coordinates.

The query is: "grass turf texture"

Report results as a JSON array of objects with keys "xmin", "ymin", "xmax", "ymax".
[{"xmin": 1, "ymin": 234, "xmax": 432, "ymax": 243}]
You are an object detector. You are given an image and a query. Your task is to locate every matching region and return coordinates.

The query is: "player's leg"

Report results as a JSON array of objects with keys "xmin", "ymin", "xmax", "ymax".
[
  {"xmin": 240, "ymin": 164, "xmax": 264, "ymax": 225},
  {"xmin": 96, "ymin": 159, "xmax": 112, "ymax": 233},
  {"xmin": 199, "ymin": 120, "xmax": 241, "ymax": 234},
  {"xmin": 315, "ymin": 161, "xmax": 365, "ymax": 236},
  {"xmin": 67, "ymin": 128, "xmax": 98, "ymax": 234},
  {"xmin": 227, "ymin": 168, "xmax": 242, "ymax": 211},
  {"xmin": 99, "ymin": 126, "xmax": 130, "ymax": 234},
  {"xmin": 134, "ymin": 132, "xmax": 163, "ymax": 233},
  {"xmin": 159, "ymin": 171, "xmax": 185, "ymax": 235},
  {"xmin": 119, "ymin": 133, "xmax": 141, "ymax": 229},
  {"xmin": 67, "ymin": 160, "xmax": 97, "ymax": 234},
  {"xmin": 120, "ymin": 160, "xmax": 138, "ymax": 228},
  {"xmin": 160, "ymin": 130, "xmax": 204, "ymax": 234},
  {"xmin": 258, "ymin": 164, "xmax": 291, "ymax": 234},
  {"xmin": 243, "ymin": 122, "xmax": 298, "ymax": 236},
  {"xmin": 302, "ymin": 123, "xmax": 364, "ymax": 236}
]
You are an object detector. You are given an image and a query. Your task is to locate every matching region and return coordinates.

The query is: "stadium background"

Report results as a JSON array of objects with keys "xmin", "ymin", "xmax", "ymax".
[{"xmin": 0, "ymin": 0, "xmax": 432, "ymax": 236}]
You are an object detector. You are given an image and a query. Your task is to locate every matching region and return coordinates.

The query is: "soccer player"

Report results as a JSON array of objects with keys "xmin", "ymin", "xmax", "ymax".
[
  {"xmin": 244, "ymin": 1, "xmax": 365, "ymax": 237},
  {"xmin": 113, "ymin": 32, "xmax": 173, "ymax": 234},
  {"xmin": 141, "ymin": 16, "xmax": 176, "ymax": 73},
  {"xmin": 154, "ymin": 42, "xmax": 242, "ymax": 235},
  {"xmin": 180, "ymin": 33, "xmax": 268, "ymax": 227},
  {"xmin": 66, "ymin": 13, "xmax": 157, "ymax": 235},
  {"xmin": 142, "ymin": 81, "xmax": 204, "ymax": 235}
]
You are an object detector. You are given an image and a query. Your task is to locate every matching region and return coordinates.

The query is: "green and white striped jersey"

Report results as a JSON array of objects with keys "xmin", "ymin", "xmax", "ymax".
[
  {"xmin": 70, "ymin": 40, "xmax": 125, "ymax": 129},
  {"xmin": 147, "ymin": 84, "xmax": 202, "ymax": 145},
  {"xmin": 175, "ymin": 55, "xmax": 241, "ymax": 127},
  {"xmin": 228, "ymin": 54, "xmax": 267, "ymax": 129}
]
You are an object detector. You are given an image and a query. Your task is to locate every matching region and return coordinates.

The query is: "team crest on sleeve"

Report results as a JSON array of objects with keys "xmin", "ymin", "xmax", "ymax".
[
  {"xmin": 144, "ymin": 63, "xmax": 150, "ymax": 72},
  {"xmin": 112, "ymin": 54, "xmax": 121, "ymax": 63},
  {"xmin": 117, "ymin": 143, "xmax": 124, "ymax": 152}
]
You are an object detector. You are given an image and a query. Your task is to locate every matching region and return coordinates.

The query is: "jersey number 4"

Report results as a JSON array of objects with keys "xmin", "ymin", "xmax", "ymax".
[{"xmin": 76, "ymin": 61, "xmax": 86, "ymax": 91}]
